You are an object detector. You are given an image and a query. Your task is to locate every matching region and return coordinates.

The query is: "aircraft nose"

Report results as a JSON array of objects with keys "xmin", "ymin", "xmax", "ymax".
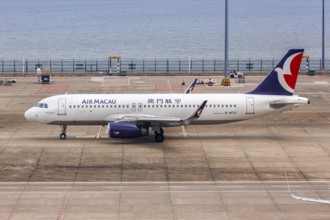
[{"xmin": 24, "ymin": 108, "xmax": 35, "ymax": 121}]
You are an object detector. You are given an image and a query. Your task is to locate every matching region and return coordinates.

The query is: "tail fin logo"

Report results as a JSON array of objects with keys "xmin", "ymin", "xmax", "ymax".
[
  {"xmin": 248, "ymin": 49, "xmax": 304, "ymax": 96},
  {"xmin": 276, "ymin": 52, "xmax": 303, "ymax": 94}
]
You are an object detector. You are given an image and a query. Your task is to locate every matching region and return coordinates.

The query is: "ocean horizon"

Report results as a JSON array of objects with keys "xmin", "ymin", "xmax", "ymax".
[{"xmin": 1, "ymin": 0, "xmax": 329, "ymax": 60}]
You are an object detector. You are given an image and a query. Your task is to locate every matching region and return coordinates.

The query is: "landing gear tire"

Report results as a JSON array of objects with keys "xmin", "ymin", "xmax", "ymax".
[
  {"xmin": 155, "ymin": 133, "xmax": 164, "ymax": 142},
  {"xmin": 60, "ymin": 125, "xmax": 67, "ymax": 140},
  {"xmin": 60, "ymin": 133, "xmax": 66, "ymax": 140}
]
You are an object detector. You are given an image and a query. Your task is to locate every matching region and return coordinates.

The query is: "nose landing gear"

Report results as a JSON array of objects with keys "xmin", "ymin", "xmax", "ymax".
[{"xmin": 60, "ymin": 125, "xmax": 67, "ymax": 140}]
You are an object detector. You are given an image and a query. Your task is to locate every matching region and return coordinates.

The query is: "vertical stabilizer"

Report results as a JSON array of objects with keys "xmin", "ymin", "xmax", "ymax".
[{"xmin": 248, "ymin": 49, "xmax": 304, "ymax": 95}]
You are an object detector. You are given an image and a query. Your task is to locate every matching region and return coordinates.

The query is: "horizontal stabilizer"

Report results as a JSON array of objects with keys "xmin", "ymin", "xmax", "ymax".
[{"xmin": 269, "ymin": 96, "xmax": 310, "ymax": 108}]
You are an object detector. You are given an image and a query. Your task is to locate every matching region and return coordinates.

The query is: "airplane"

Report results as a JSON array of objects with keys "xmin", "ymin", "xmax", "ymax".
[
  {"xmin": 24, "ymin": 49, "xmax": 309, "ymax": 142},
  {"xmin": 184, "ymin": 78, "xmax": 198, "ymax": 94}
]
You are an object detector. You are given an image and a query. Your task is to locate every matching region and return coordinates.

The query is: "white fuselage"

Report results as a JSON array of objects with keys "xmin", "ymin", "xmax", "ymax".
[{"xmin": 24, "ymin": 93, "xmax": 309, "ymax": 126}]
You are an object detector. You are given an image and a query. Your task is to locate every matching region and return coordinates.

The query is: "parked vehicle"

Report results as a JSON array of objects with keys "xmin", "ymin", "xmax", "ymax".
[{"xmin": 229, "ymin": 70, "xmax": 244, "ymax": 78}]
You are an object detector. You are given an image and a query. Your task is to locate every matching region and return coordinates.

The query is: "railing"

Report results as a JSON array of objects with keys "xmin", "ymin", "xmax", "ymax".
[{"xmin": 0, "ymin": 58, "xmax": 328, "ymax": 74}]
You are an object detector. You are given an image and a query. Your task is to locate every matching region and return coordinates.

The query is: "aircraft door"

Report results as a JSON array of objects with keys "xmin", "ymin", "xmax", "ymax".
[
  {"xmin": 246, "ymin": 97, "xmax": 254, "ymax": 114},
  {"xmin": 58, "ymin": 98, "xmax": 66, "ymax": 115}
]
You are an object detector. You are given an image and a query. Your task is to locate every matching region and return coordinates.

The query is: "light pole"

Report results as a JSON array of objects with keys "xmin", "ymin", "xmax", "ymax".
[
  {"xmin": 224, "ymin": 0, "xmax": 229, "ymax": 78},
  {"xmin": 322, "ymin": 0, "xmax": 325, "ymax": 70}
]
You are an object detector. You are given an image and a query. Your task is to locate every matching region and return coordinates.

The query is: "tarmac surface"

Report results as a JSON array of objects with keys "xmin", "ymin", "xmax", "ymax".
[{"xmin": 0, "ymin": 74, "xmax": 330, "ymax": 219}]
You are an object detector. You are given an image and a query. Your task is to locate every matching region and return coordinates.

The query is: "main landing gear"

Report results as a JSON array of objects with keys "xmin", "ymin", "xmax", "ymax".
[
  {"xmin": 153, "ymin": 127, "xmax": 164, "ymax": 143},
  {"xmin": 60, "ymin": 125, "xmax": 67, "ymax": 140}
]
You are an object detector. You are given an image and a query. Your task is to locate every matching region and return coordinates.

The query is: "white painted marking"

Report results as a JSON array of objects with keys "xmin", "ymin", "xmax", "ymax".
[
  {"xmin": 128, "ymin": 77, "xmax": 140, "ymax": 86},
  {"xmin": 291, "ymin": 194, "xmax": 330, "ymax": 204},
  {"xmin": 314, "ymin": 81, "xmax": 329, "ymax": 84},
  {"xmin": 299, "ymin": 92, "xmax": 330, "ymax": 95},
  {"xmin": 90, "ymin": 77, "xmax": 104, "ymax": 83},
  {"xmin": 75, "ymin": 135, "xmax": 102, "ymax": 139},
  {"xmin": 45, "ymin": 187, "xmax": 72, "ymax": 189},
  {"xmin": 95, "ymin": 126, "xmax": 103, "ymax": 139},
  {"xmin": 0, "ymin": 190, "xmax": 329, "ymax": 194},
  {"xmin": 0, "ymin": 181, "xmax": 330, "ymax": 184},
  {"xmin": 181, "ymin": 126, "xmax": 187, "ymax": 137},
  {"xmin": 167, "ymin": 80, "xmax": 172, "ymax": 93}
]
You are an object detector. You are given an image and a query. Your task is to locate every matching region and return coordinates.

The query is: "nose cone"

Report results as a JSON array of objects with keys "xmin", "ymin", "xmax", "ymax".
[{"xmin": 24, "ymin": 108, "xmax": 35, "ymax": 121}]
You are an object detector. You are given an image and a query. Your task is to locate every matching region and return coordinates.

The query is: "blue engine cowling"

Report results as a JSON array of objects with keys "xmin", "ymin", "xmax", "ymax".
[{"xmin": 108, "ymin": 122, "xmax": 149, "ymax": 138}]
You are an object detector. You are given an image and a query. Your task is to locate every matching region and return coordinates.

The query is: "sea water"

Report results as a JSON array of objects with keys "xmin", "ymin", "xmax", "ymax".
[{"xmin": 0, "ymin": 0, "xmax": 328, "ymax": 59}]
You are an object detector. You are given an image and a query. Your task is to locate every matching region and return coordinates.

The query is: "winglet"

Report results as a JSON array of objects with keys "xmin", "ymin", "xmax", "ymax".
[
  {"xmin": 191, "ymin": 100, "xmax": 207, "ymax": 119},
  {"xmin": 184, "ymin": 79, "xmax": 198, "ymax": 94}
]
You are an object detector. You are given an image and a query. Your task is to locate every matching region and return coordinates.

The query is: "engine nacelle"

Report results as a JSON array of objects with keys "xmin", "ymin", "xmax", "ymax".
[{"xmin": 108, "ymin": 122, "xmax": 149, "ymax": 138}]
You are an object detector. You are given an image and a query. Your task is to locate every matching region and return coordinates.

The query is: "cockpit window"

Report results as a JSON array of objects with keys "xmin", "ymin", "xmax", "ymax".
[{"xmin": 36, "ymin": 103, "xmax": 48, "ymax": 108}]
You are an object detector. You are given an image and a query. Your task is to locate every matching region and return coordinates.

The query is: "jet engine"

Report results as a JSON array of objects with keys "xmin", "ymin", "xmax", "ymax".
[{"xmin": 108, "ymin": 122, "xmax": 149, "ymax": 138}]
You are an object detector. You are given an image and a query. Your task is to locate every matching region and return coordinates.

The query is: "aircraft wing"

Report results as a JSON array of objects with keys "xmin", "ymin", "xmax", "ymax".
[
  {"xmin": 117, "ymin": 114, "xmax": 187, "ymax": 126},
  {"xmin": 108, "ymin": 100, "xmax": 207, "ymax": 127}
]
